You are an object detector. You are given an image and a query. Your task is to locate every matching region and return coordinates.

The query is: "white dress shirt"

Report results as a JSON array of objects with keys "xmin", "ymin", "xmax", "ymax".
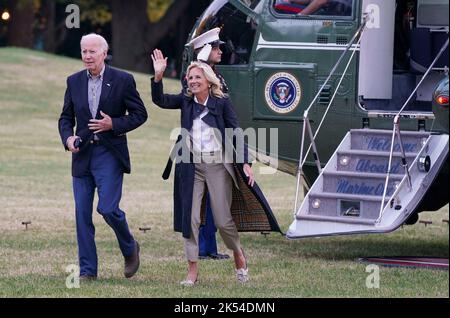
[{"xmin": 191, "ymin": 96, "xmax": 222, "ymax": 153}]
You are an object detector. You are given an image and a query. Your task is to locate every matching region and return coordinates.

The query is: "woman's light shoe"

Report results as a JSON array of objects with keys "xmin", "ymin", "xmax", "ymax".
[
  {"xmin": 235, "ymin": 267, "xmax": 249, "ymax": 283},
  {"xmin": 235, "ymin": 248, "xmax": 249, "ymax": 283},
  {"xmin": 180, "ymin": 278, "xmax": 197, "ymax": 286}
]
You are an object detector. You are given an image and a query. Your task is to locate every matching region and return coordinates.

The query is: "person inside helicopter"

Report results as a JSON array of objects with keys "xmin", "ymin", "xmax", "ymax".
[{"xmin": 275, "ymin": 0, "xmax": 352, "ymax": 16}]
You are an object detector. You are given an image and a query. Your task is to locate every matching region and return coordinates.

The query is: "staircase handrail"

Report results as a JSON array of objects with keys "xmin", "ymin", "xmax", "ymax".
[
  {"xmin": 294, "ymin": 14, "xmax": 369, "ymax": 213},
  {"xmin": 376, "ymin": 38, "xmax": 449, "ymax": 223}
]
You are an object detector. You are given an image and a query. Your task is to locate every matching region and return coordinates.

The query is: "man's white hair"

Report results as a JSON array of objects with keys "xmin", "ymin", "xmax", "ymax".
[{"xmin": 80, "ymin": 33, "xmax": 109, "ymax": 53}]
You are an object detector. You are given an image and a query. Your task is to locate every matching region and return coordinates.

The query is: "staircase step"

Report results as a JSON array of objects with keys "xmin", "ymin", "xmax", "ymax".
[
  {"xmin": 310, "ymin": 192, "xmax": 388, "ymax": 202},
  {"xmin": 305, "ymin": 192, "xmax": 387, "ymax": 221},
  {"xmin": 322, "ymin": 171, "xmax": 402, "ymax": 197},
  {"xmin": 337, "ymin": 149, "xmax": 418, "ymax": 157},
  {"xmin": 350, "ymin": 129, "xmax": 429, "ymax": 153},
  {"xmin": 367, "ymin": 111, "xmax": 435, "ymax": 120},
  {"xmin": 297, "ymin": 214, "xmax": 377, "ymax": 225},
  {"xmin": 336, "ymin": 150, "xmax": 416, "ymax": 174},
  {"xmin": 350, "ymin": 129, "xmax": 430, "ymax": 137},
  {"xmin": 323, "ymin": 171, "xmax": 403, "ymax": 179}
]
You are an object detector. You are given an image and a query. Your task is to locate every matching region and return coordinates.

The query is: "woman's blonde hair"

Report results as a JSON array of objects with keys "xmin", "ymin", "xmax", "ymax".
[{"xmin": 185, "ymin": 62, "xmax": 226, "ymax": 99}]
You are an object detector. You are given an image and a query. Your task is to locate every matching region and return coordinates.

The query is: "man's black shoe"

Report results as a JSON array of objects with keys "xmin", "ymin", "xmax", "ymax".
[
  {"xmin": 199, "ymin": 254, "xmax": 211, "ymax": 260},
  {"xmin": 124, "ymin": 241, "xmax": 140, "ymax": 278},
  {"xmin": 208, "ymin": 253, "xmax": 230, "ymax": 260}
]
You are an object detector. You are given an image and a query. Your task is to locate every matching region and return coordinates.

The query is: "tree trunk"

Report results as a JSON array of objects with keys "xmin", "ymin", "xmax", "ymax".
[
  {"xmin": 111, "ymin": 0, "xmax": 192, "ymax": 73},
  {"xmin": 7, "ymin": 0, "xmax": 35, "ymax": 48},
  {"xmin": 111, "ymin": 0, "xmax": 148, "ymax": 71},
  {"xmin": 42, "ymin": 0, "xmax": 56, "ymax": 52}
]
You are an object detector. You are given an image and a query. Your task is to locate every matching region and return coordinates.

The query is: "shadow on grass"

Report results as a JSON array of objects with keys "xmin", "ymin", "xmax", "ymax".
[{"xmin": 244, "ymin": 231, "xmax": 449, "ymax": 262}]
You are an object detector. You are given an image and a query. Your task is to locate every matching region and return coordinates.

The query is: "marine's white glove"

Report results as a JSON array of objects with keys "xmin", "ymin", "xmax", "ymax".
[{"xmin": 197, "ymin": 44, "xmax": 212, "ymax": 62}]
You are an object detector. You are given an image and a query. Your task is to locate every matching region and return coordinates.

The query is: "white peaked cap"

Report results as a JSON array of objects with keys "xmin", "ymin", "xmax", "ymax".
[{"xmin": 188, "ymin": 27, "xmax": 224, "ymax": 50}]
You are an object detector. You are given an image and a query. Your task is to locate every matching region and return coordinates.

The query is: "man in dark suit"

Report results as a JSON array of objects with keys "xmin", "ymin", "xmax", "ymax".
[{"xmin": 58, "ymin": 33, "xmax": 148, "ymax": 280}]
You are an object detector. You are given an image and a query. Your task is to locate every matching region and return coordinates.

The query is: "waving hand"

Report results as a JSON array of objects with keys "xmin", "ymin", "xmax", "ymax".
[{"xmin": 151, "ymin": 49, "xmax": 168, "ymax": 82}]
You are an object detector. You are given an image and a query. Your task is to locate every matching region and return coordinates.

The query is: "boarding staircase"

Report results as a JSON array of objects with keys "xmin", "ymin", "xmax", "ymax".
[
  {"xmin": 286, "ymin": 128, "xmax": 448, "ymax": 238},
  {"xmin": 285, "ymin": 18, "xmax": 449, "ymax": 238}
]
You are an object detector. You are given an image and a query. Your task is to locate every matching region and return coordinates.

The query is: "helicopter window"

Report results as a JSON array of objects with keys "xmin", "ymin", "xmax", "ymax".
[
  {"xmin": 192, "ymin": 2, "xmax": 258, "ymax": 65},
  {"xmin": 273, "ymin": 0, "xmax": 352, "ymax": 17},
  {"xmin": 416, "ymin": 0, "xmax": 449, "ymax": 28},
  {"xmin": 273, "ymin": 0, "xmax": 305, "ymax": 14},
  {"xmin": 241, "ymin": 0, "xmax": 264, "ymax": 11}
]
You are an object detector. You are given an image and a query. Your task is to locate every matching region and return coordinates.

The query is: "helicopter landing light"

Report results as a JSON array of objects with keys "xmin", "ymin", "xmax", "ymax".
[{"xmin": 436, "ymin": 95, "xmax": 449, "ymax": 106}]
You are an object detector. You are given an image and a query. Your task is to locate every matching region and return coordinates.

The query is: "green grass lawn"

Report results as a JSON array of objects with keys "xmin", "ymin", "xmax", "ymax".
[{"xmin": 0, "ymin": 47, "xmax": 448, "ymax": 298}]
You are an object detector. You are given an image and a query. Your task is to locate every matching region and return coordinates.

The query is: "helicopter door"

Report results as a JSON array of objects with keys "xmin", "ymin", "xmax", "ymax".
[
  {"xmin": 209, "ymin": 1, "xmax": 260, "ymax": 123},
  {"xmin": 255, "ymin": 0, "xmax": 359, "ymax": 125},
  {"xmin": 358, "ymin": 0, "xmax": 396, "ymax": 100},
  {"xmin": 249, "ymin": 0, "xmax": 360, "ymax": 168}
]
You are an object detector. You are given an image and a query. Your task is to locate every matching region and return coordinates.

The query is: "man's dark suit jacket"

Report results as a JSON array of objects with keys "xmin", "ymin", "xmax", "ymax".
[{"xmin": 58, "ymin": 65, "xmax": 148, "ymax": 177}]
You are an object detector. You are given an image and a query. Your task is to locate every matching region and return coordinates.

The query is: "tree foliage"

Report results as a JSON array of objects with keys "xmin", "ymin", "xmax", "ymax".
[
  {"xmin": 77, "ymin": 0, "xmax": 111, "ymax": 26},
  {"xmin": 147, "ymin": 0, "xmax": 174, "ymax": 23},
  {"xmin": 2, "ymin": 0, "xmax": 209, "ymax": 73}
]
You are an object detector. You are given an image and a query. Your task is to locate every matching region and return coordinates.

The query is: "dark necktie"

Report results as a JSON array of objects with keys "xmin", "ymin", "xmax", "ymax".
[{"xmin": 193, "ymin": 102, "xmax": 205, "ymax": 120}]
